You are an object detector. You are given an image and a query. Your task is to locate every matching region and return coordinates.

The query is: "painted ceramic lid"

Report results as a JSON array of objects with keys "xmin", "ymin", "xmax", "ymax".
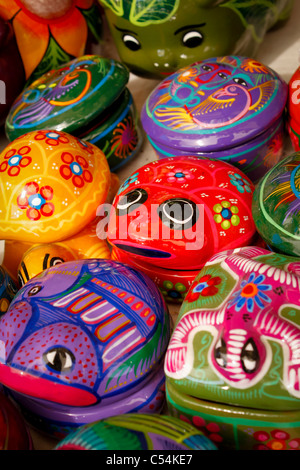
[
  {"xmin": 252, "ymin": 152, "xmax": 300, "ymax": 256},
  {"xmin": 165, "ymin": 246, "xmax": 300, "ymax": 411},
  {"xmin": 55, "ymin": 413, "xmax": 217, "ymax": 450},
  {"xmin": 5, "ymin": 55, "xmax": 130, "ymax": 141},
  {"xmin": 107, "ymin": 156, "xmax": 256, "ymax": 271},
  {"xmin": 0, "ymin": 130, "xmax": 110, "ymax": 243},
  {"xmin": 141, "ymin": 56, "xmax": 288, "ymax": 152},
  {"xmin": 0, "ymin": 259, "xmax": 169, "ymax": 432}
]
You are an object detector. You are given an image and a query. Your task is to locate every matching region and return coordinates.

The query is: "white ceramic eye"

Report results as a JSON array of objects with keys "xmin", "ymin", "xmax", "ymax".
[
  {"xmin": 122, "ymin": 34, "xmax": 141, "ymax": 51},
  {"xmin": 241, "ymin": 339, "xmax": 259, "ymax": 373},
  {"xmin": 158, "ymin": 198, "xmax": 198, "ymax": 230},
  {"xmin": 182, "ymin": 30, "xmax": 203, "ymax": 48},
  {"xmin": 117, "ymin": 189, "xmax": 148, "ymax": 215},
  {"xmin": 44, "ymin": 347, "xmax": 75, "ymax": 373}
]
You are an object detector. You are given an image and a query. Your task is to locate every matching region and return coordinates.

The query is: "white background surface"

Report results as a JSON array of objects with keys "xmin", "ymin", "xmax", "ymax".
[{"xmin": 3, "ymin": 1, "xmax": 300, "ymax": 450}]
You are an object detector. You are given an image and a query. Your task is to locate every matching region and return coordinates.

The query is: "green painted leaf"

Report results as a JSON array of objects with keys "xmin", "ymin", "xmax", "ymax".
[
  {"xmin": 80, "ymin": 4, "xmax": 103, "ymax": 42},
  {"xmin": 100, "ymin": 0, "xmax": 124, "ymax": 16},
  {"xmin": 27, "ymin": 34, "xmax": 74, "ymax": 85},
  {"xmin": 100, "ymin": 0, "xmax": 179, "ymax": 24},
  {"xmin": 129, "ymin": 0, "xmax": 180, "ymax": 25}
]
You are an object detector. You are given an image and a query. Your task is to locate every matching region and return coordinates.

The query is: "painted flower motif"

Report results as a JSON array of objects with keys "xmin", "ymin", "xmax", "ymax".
[
  {"xmin": 59, "ymin": 152, "xmax": 93, "ymax": 188},
  {"xmin": 213, "ymin": 201, "xmax": 240, "ymax": 230},
  {"xmin": 35, "ymin": 130, "xmax": 70, "ymax": 147},
  {"xmin": 229, "ymin": 173, "xmax": 252, "ymax": 194},
  {"xmin": 17, "ymin": 181, "xmax": 54, "ymax": 221},
  {"xmin": 241, "ymin": 58, "xmax": 270, "ymax": 75},
  {"xmin": 111, "ymin": 116, "xmax": 138, "ymax": 159},
  {"xmin": 0, "ymin": 145, "xmax": 32, "ymax": 177},
  {"xmin": 253, "ymin": 429, "xmax": 300, "ymax": 450},
  {"xmin": 180, "ymin": 414, "xmax": 223, "ymax": 445},
  {"xmin": 0, "ymin": 0, "xmax": 98, "ymax": 80},
  {"xmin": 166, "ymin": 168, "xmax": 194, "ymax": 183},
  {"xmin": 177, "ymin": 67, "xmax": 199, "ymax": 83},
  {"xmin": 161, "ymin": 280, "xmax": 187, "ymax": 302},
  {"xmin": 228, "ymin": 272, "xmax": 272, "ymax": 313},
  {"xmin": 188, "ymin": 274, "xmax": 222, "ymax": 302}
]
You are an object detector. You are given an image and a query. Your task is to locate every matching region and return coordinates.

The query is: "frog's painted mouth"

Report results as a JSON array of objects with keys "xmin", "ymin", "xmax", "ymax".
[
  {"xmin": 0, "ymin": 363, "xmax": 97, "ymax": 407},
  {"xmin": 114, "ymin": 243, "xmax": 171, "ymax": 258}
]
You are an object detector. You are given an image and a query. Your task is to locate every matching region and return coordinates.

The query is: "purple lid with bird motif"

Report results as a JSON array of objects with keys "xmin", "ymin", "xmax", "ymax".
[{"xmin": 141, "ymin": 56, "xmax": 288, "ymax": 153}]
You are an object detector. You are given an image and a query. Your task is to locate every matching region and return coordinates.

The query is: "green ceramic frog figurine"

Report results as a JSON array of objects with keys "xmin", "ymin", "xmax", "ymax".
[{"xmin": 98, "ymin": 0, "xmax": 294, "ymax": 78}]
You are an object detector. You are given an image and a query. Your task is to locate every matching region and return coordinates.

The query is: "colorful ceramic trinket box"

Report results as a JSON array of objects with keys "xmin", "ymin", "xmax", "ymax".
[
  {"xmin": 0, "ymin": 0, "xmax": 102, "ymax": 83},
  {"xmin": 252, "ymin": 152, "xmax": 300, "ymax": 257},
  {"xmin": 5, "ymin": 55, "xmax": 143, "ymax": 172},
  {"xmin": 288, "ymin": 65, "xmax": 300, "ymax": 150},
  {"xmin": 0, "ymin": 389, "xmax": 32, "ymax": 450},
  {"xmin": 165, "ymin": 246, "xmax": 300, "ymax": 450},
  {"xmin": 107, "ymin": 156, "xmax": 256, "ymax": 302},
  {"xmin": 98, "ymin": 0, "xmax": 294, "ymax": 79},
  {"xmin": 0, "ymin": 259, "xmax": 170, "ymax": 437},
  {"xmin": 55, "ymin": 413, "xmax": 217, "ymax": 450},
  {"xmin": 141, "ymin": 56, "xmax": 288, "ymax": 182},
  {"xmin": 0, "ymin": 130, "xmax": 110, "ymax": 244}
]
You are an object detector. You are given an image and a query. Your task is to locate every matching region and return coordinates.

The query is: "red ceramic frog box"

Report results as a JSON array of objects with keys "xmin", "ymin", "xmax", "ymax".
[{"xmin": 107, "ymin": 156, "xmax": 256, "ymax": 302}]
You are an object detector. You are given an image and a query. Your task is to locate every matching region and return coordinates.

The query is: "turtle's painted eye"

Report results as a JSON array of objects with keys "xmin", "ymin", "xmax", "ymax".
[
  {"xmin": 218, "ymin": 72, "xmax": 227, "ymax": 79},
  {"xmin": 27, "ymin": 285, "xmax": 43, "ymax": 296},
  {"xmin": 117, "ymin": 189, "xmax": 148, "ymax": 216},
  {"xmin": 158, "ymin": 198, "xmax": 198, "ymax": 230},
  {"xmin": 182, "ymin": 30, "xmax": 203, "ymax": 48},
  {"xmin": 233, "ymin": 77, "xmax": 248, "ymax": 87},
  {"xmin": 241, "ymin": 339, "xmax": 259, "ymax": 373},
  {"xmin": 122, "ymin": 34, "xmax": 141, "ymax": 51},
  {"xmin": 214, "ymin": 337, "xmax": 227, "ymax": 368},
  {"xmin": 43, "ymin": 347, "xmax": 75, "ymax": 373}
]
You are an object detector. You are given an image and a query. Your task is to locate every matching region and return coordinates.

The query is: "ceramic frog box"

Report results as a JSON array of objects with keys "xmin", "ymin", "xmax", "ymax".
[{"xmin": 98, "ymin": 0, "xmax": 294, "ymax": 78}]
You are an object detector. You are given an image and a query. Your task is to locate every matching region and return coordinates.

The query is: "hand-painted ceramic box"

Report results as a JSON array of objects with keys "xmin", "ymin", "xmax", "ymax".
[
  {"xmin": 0, "ymin": 389, "xmax": 32, "ymax": 450},
  {"xmin": 5, "ymin": 55, "xmax": 143, "ymax": 172},
  {"xmin": 288, "ymin": 66, "xmax": 300, "ymax": 150},
  {"xmin": 141, "ymin": 56, "xmax": 288, "ymax": 182},
  {"xmin": 107, "ymin": 156, "xmax": 256, "ymax": 302},
  {"xmin": 98, "ymin": 0, "xmax": 294, "ymax": 79},
  {"xmin": 252, "ymin": 152, "xmax": 300, "ymax": 257},
  {"xmin": 0, "ymin": 259, "xmax": 170, "ymax": 438},
  {"xmin": 0, "ymin": 0, "xmax": 102, "ymax": 83},
  {"xmin": 165, "ymin": 246, "xmax": 300, "ymax": 450},
  {"xmin": 0, "ymin": 130, "xmax": 110, "ymax": 244},
  {"xmin": 55, "ymin": 413, "xmax": 217, "ymax": 450}
]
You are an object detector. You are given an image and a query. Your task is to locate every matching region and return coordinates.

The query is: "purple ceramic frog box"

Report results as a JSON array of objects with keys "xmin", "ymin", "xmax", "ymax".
[{"xmin": 141, "ymin": 56, "xmax": 288, "ymax": 182}]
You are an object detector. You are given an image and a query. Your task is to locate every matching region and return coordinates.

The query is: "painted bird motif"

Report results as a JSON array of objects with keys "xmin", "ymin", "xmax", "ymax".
[{"xmin": 153, "ymin": 79, "xmax": 276, "ymax": 132}]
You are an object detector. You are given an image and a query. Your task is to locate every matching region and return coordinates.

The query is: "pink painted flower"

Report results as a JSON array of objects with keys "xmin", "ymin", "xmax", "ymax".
[{"xmin": 166, "ymin": 168, "xmax": 194, "ymax": 183}]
